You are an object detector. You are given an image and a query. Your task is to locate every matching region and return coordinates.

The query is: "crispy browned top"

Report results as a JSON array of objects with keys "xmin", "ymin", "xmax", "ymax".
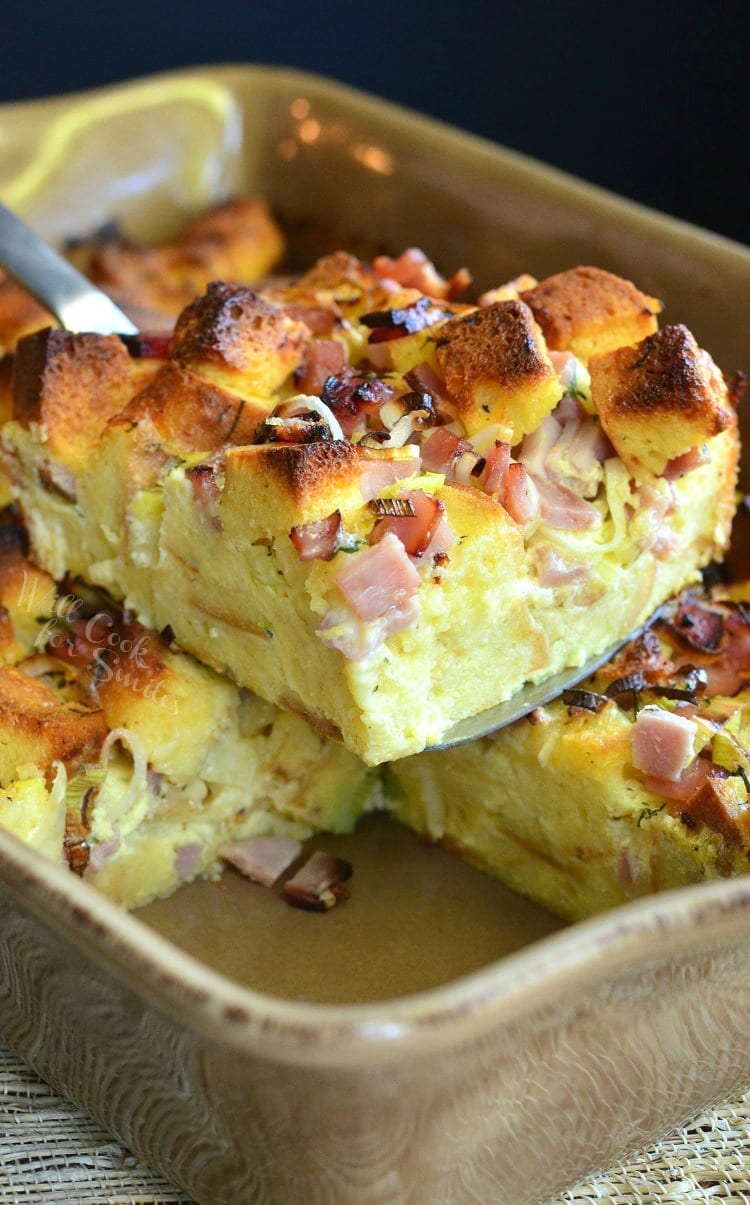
[
  {"xmin": 74, "ymin": 197, "xmax": 284, "ymax": 326},
  {"xmin": 230, "ymin": 440, "xmax": 360, "ymax": 510},
  {"xmin": 435, "ymin": 300, "xmax": 550, "ymax": 406},
  {"xmin": 291, "ymin": 251, "xmax": 378, "ymax": 294},
  {"xmin": 591, "ymin": 324, "xmax": 732, "ymax": 430},
  {"xmin": 520, "ymin": 266, "xmax": 662, "ymax": 348},
  {"xmin": 173, "ymin": 196, "xmax": 279, "ymax": 256},
  {"xmin": 12, "ymin": 328, "xmax": 136, "ymax": 464},
  {"xmin": 119, "ymin": 362, "xmax": 264, "ymax": 458},
  {"xmin": 170, "ymin": 282, "xmax": 306, "ymax": 373},
  {"xmin": 0, "ymin": 664, "xmax": 106, "ymax": 780}
]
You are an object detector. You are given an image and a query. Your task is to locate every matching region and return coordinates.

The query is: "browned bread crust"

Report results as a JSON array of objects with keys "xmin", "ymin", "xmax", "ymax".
[
  {"xmin": 12, "ymin": 329, "xmax": 139, "ymax": 468},
  {"xmin": 590, "ymin": 324, "xmax": 733, "ymax": 477},
  {"xmin": 170, "ymin": 282, "xmax": 308, "ymax": 394},
  {"xmin": 521, "ymin": 266, "xmax": 662, "ymax": 361},
  {"xmin": 436, "ymin": 300, "xmax": 561, "ymax": 436},
  {"xmin": 0, "ymin": 664, "xmax": 106, "ymax": 784}
]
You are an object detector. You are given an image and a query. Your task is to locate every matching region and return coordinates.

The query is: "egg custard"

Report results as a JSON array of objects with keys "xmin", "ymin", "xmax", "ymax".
[
  {"xmin": 0, "ymin": 242, "xmax": 740, "ymax": 764},
  {"xmin": 0, "ymin": 517, "xmax": 377, "ymax": 909},
  {"xmin": 390, "ymin": 582, "xmax": 750, "ymax": 921}
]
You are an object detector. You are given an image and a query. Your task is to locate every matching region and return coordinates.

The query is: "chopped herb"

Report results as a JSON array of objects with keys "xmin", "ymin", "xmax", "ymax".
[{"xmin": 637, "ymin": 803, "xmax": 667, "ymax": 827}]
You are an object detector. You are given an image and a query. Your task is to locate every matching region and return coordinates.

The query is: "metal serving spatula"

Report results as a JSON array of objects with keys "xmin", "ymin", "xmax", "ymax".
[
  {"xmin": 430, "ymin": 611, "xmax": 662, "ymax": 748},
  {"xmin": 0, "ymin": 200, "xmax": 137, "ymax": 335},
  {"xmin": 0, "ymin": 200, "xmax": 665, "ymax": 749}
]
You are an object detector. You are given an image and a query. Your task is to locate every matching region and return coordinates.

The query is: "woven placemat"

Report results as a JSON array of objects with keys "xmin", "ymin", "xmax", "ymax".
[{"xmin": 3, "ymin": 1043, "xmax": 750, "ymax": 1203}]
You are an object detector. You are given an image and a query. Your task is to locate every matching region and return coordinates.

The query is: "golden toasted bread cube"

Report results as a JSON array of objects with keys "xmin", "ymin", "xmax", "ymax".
[
  {"xmin": 284, "ymin": 251, "xmax": 381, "ymax": 309},
  {"xmin": 170, "ymin": 282, "xmax": 308, "ymax": 396},
  {"xmin": 0, "ymin": 665, "xmax": 106, "ymax": 785},
  {"xmin": 590, "ymin": 324, "xmax": 733, "ymax": 478},
  {"xmin": 11, "ymin": 329, "xmax": 144, "ymax": 471},
  {"xmin": 521, "ymin": 266, "xmax": 662, "ymax": 362},
  {"xmin": 435, "ymin": 300, "xmax": 563, "ymax": 440},
  {"xmin": 76, "ymin": 197, "xmax": 285, "ymax": 325},
  {"xmin": 222, "ymin": 440, "xmax": 364, "ymax": 531},
  {"xmin": 121, "ymin": 361, "xmax": 267, "ymax": 460},
  {"xmin": 173, "ymin": 196, "xmax": 285, "ymax": 284}
]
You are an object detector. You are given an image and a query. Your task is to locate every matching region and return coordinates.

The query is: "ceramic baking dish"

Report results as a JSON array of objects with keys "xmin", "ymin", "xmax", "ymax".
[{"xmin": 1, "ymin": 65, "xmax": 750, "ymax": 1205}]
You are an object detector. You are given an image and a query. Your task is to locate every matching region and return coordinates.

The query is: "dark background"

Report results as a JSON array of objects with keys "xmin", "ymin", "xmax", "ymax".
[{"xmin": 2, "ymin": 1, "xmax": 748, "ymax": 244}]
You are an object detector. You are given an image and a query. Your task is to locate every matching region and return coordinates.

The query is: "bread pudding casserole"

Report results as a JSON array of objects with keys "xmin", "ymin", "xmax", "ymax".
[
  {"xmin": 393, "ymin": 580, "xmax": 750, "ymax": 920},
  {"xmin": 0, "ymin": 198, "xmax": 746, "ymax": 923},
  {"xmin": 0, "ymin": 230, "xmax": 739, "ymax": 763}
]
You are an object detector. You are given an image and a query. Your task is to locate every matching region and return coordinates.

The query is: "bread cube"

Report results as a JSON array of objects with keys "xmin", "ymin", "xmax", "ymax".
[
  {"xmin": 521, "ymin": 266, "xmax": 662, "ymax": 362},
  {"xmin": 435, "ymin": 301, "xmax": 563, "ymax": 440},
  {"xmin": 590, "ymin": 324, "xmax": 733, "ymax": 478}
]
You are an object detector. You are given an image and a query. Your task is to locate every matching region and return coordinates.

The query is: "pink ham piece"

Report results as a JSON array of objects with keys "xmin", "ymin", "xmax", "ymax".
[
  {"xmin": 532, "ymin": 476, "xmax": 600, "ymax": 530},
  {"xmin": 282, "ymin": 303, "xmax": 336, "ymax": 336},
  {"xmin": 548, "ymin": 349, "xmax": 578, "ymax": 384},
  {"xmin": 503, "ymin": 462, "xmax": 538, "ymax": 525},
  {"xmin": 519, "ymin": 413, "xmax": 563, "ymax": 478},
  {"xmin": 220, "ymin": 835, "xmax": 302, "ymax": 887},
  {"xmin": 420, "ymin": 427, "xmax": 475, "ymax": 478},
  {"xmin": 631, "ymin": 706, "xmax": 698, "ymax": 782},
  {"xmin": 295, "ymin": 339, "xmax": 346, "ymax": 395},
  {"xmin": 662, "ymin": 445, "xmax": 710, "ymax": 480},
  {"xmin": 372, "ymin": 248, "xmax": 471, "ymax": 300},
  {"xmin": 317, "ymin": 594, "xmax": 420, "ymax": 661},
  {"xmin": 404, "ymin": 362, "xmax": 452, "ymax": 405},
  {"xmin": 535, "ymin": 546, "xmax": 588, "ymax": 587},
  {"xmin": 282, "ymin": 849, "xmax": 353, "ymax": 911},
  {"xmin": 86, "ymin": 832, "xmax": 121, "ymax": 874},
  {"xmin": 174, "ymin": 843, "xmax": 203, "ymax": 880},
  {"xmin": 642, "ymin": 755, "xmax": 713, "ymax": 803},
  {"xmin": 476, "ymin": 441, "xmax": 510, "ymax": 496},
  {"xmin": 545, "ymin": 416, "xmax": 613, "ymax": 497},
  {"xmin": 335, "ymin": 532, "xmax": 421, "ymax": 621},
  {"xmin": 358, "ymin": 449, "xmax": 421, "ymax": 501},
  {"xmin": 370, "ymin": 490, "xmax": 446, "ymax": 558},
  {"xmin": 290, "ymin": 510, "xmax": 343, "ymax": 561},
  {"xmin": 186, "ymin": 462, "xmax": 221, "ymax": 529}
]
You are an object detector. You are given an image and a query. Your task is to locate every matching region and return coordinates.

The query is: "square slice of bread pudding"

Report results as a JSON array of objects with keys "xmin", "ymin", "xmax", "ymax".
[
  {"xmin": 392, "ymin": 581, "xmax": 750, "ymax": 921},
  {"xmin": 0, "ymin": 210, "xmax": 740, "ymax": 768},
  {"xmin": 0, "ymin": 516, "xmax": 378, "ymax": 909}
]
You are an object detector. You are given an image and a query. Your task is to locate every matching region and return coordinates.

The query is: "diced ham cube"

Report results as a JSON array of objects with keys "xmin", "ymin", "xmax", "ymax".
[
  {"xmin": 220, "ymin": 836, "xmax": 302, "ymax": 887},
  {"xmin": 335, "ymin": 532, "xmax": 421, "ymax": 622},
  {"xmin": 631, "ymin": 706, "xmax": 698, "ymax": 782}
]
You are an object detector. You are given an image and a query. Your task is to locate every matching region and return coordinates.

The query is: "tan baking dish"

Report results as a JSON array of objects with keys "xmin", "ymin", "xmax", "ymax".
[{"xmin": 1, "ymin": 65, "xmax": 750, "ymax": 1204}]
